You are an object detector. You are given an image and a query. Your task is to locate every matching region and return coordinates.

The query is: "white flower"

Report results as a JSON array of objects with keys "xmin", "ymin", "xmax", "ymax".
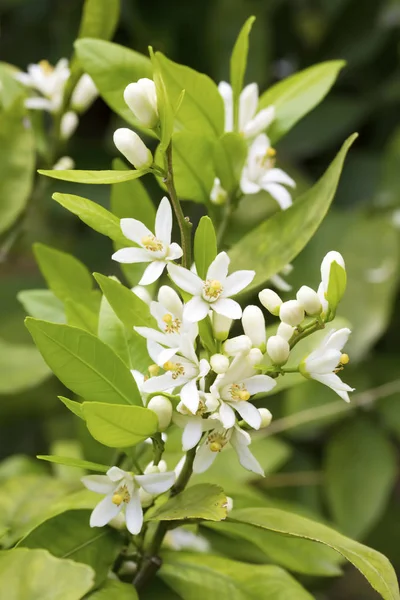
[
  {"xmin": 296, "ymin": 285, "xmax": 322, "ymax": 316},
  {"xmin": 173, "ymin": 408, "xmax": 218, "ymax": 452},
  {"xmin": 112, "ymin": 197, "xmax": 183, "ymax": 285},
  {"xmin": 279, "ymin": 299, "xmax": 305, "ymax": 326},
  {"xmin": 53, "ymin": 156, "xmax": 75, "ymax": 170},
  {"xmin": 300, "ymin": 328, "xmax": 354, "ymax": 402},
  {"xmin": 210, "ymin": 177, "xmax": 228, "ymax": 205},
  {"xmin": 60, "ymin": 111, "xmax": 78, "ymax": 140},
  {"xmin": 71, "ymin": 73, "xmax": 98, "ymax": 112},
  {"xmin": 168, "ymin": 252, "xmax": 254, "ymax": 323},
  {"xmin": 210, "ymin": 353, "xmax": 230, "ymax": 374},
  {"xmin": 259, "ymin": 288, "xmax": 282, "ymax": 315},
  {"xmin": 266, "ymin": 335, "xmax": 290, "ymax": 365},
  {"xmin": 240, "ymin": 134, "xmax": 295, "ymax": 210},
  {"xmin": 321, "ymin": 251, "xmax": 345, "ymax": 292},
  {"xmin": 113, "ymin": 128, "xmax": 153, "ymax": 170},
  {"xmin": 124, "ymin": 78, "xmax": 159, "ymax": 129},
  {"xmin": 147, "ymin": 395, "xmax": 173, "ymax": 431},
  {"xmin": 320, "ymin": 251, "xmax": 347, "ymax": 312},
  {"xmin": 242, "ymin": 305, "xmax": 266, "ymax": 351},
  {"xmin": 16, "ymin": 58, "xmax": 70, "ymax": 113},
  {"xmin": 81, "ymin": 466, "xmax": 175, "ymax": 535},
  {"xmin": 223, "ymin": 335, "xmax": 252, "ymax": 357},
  {"xmin": 218, "ymin": 81, "xmax": 275, "ymax": 139},
  {"xmin": 258, "ymin": 407, "xmax": 273, "ymax": 428}
]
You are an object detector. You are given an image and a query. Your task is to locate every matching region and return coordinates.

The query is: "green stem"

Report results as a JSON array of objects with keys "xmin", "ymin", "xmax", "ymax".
[
  {"xmin": 217, "ymin": 202, "xmax": 232, "ymax": 247},
  {"xmin": 152, "ymin": 433, "xmax": 165, "ymax": 466},
  {"xmin": 289, "ymin": 320, "xmax": 325, "ymax": 349}
]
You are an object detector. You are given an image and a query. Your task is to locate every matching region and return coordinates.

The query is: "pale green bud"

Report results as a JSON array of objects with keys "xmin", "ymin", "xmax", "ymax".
[
  {"xmin": 147, "ymin": 395, "xmax": 172, "ymax": 431},
  {"xmin": 259, "ymin": 288, "xmax": 282, "ymax": 316}
]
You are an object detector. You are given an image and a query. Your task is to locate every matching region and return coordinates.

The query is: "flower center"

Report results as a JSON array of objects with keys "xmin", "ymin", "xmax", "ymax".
[
  {"xmin": 207, "ymin": 431, "xmax": 229, "ymax": 453},
  {"xmin": 259, "ymin": 147, "xmax": 276, "ymax": 170},
  {"xmin": 39, "ymin": 59, "xmax": 54, "ymax": 74},
  {"xmin": 162, "ymin": 313, "xmax": 181, "ymax": 333},
  {"xmin": 148, "ymin": 364, "xmax": 160, "ymax": 377},
  {"xmin": 203, "ymin": 279, "xmax": 223, "ymax": 301},
  {"xmin": 229, "ymin": 383, "xmax": 250, "ymax": 401},
  {"xmin": 141, "ymin": 235, "xmax": 163, "ymax": 252},
  {"xmin": 340, "ymin": 353, "xmax": 349, "ymax": 365},
  {"xmin": 112, "ymin": 484, "xmax": 131, "ymax": 506},
  {"xmin": 163, "ymin": 360, "xmax": 185, "ymax": 380}
]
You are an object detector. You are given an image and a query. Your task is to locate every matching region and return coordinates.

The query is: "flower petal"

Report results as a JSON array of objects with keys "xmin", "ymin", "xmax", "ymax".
[
  {"xmin": 212, "ymin": 298, "xmax": 242, "ymax": 320},
  {"xmin": 323, "ymin": 328, "xmax": 351, "ymax": 352},
  {"xmin": 218, "ymin": 81, "xmax": 233, "ymax": 132},
  {"xmin": 107, "ymin": 466, "xmax": 127, "ymax": 482},
  {"xmin": 25, "ymin": 97, "xmax": 53, "ymax": 111},
  {"xmin": 180, "ymin": 379, "xmax": 200, "ymax": 414},
  {"xmin": 139, "ymin": 261, "xmax": 166, "ymax": 285},
  {"xmin": 219, "ymin": 402, "xmax": 236, "ymax": 429},
  {"xmin": 183, "ymin": 296, "xmax": 209, "ymax": 323},
  {"xmin": 136, "ymin": 471, "xmax": 176, "ymax": 494},
  {"xmin": 262, "ymin": 168, "xmax": 296, "ymax": 188},
  {"xmin": 262, "ymin": 183, "xmax": 293, "ymax": 210},
  {"xmin": 243, "ymin": 374, "xmax": 276, "ymax": 395},
  {"xmin": 112, "ymin": 247, "xmax": 152, "ymax": 264},
  {"xmin": 182, "ymin": 419, "xmax": 203, "ymax": 451},
  {"xmin": 125, "ymin": 490, "xmax": 143, "ymax": 534},
  {"xmin": 90, "ymin": 494, "xmax": 121, "ymax": 527},
  {"xmin": 120, "ymin": 218, "xmax": 152, "ymax": 244},
  {"xmin": 239, "ymin": 83, "xmax": 258, "ymax": 131},
  {"xmin": 243, "ymin": 105, "xmax": 275, "ymax": 139},
  {"xmin": 306, "ymin": 349, "xmax": 342, "ymax": 374},
  {"xmin": 134, "ymin": 326, "xmax": 170, "ymax": 346},
  {"xmin": 312, "ymin": 372, "xmax": 354, "ymax": 402},
  {"xmin": 167, "ymin": 242, "xmax": 183, "ymax": 261},
  {"xmin": 207, "ymin": 252, "xmax": 230, "ymax": 282},
  {"xmin": 223, "ymin": 270, "xmax": 255, "ymax": 297},
  {"xmin": 168, "ymin": 264, "xmax": 203, "ymax": 295},
  {"xmin": 81, "ymin": 475, "xmax": 114, "ymax": 494},
  {"xmin": 232, "ymin": 441, "xmax": 264, "ymax": 476},
  {"xmin": 234, "ymin": 401, "xmax": 262, "ymax": 429},
  {"xmin": 240, "ymin": 172, "xmax": 261, "ymax": 195},
  {"xmin": 158, "ymin": 286, "xmax": 183, "ymax": 316},
  {"xmin": 193, "ymin": 443, "xmax": 218, "ymax": 474},
  {"xmin": 142, "ymin": 373, "xmax": 174, "ymax": 393},
  {"xmin": 154, "ymin": 196, "xmax": 172, "ymax": 245}
]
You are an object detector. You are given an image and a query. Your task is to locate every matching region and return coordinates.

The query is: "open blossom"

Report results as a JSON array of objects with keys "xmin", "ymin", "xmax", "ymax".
[
  {"xmin": 15, "ymin": 58, "xmax": 70, "ymax": 112},
  {"xmin": 168, "ymin": 252, "xmax": 254, "ymax": 323},
  {"xmin": 218, "ymin": 81, "xmax": 275, "ymax": 139},
  {"xmin": 300, "ymin": 328, "xmax": 354, "ymax": 402},
  {"xmin": 82, "ymin": 466, "xmax": 175, "ymax": 535},
  {"xmin": 112, "ymin": 197, "xmax": 183, "ymax": 285},
  {"xmin": 240, "ymin": 134, "xmax": 295, "ymax": 210}
]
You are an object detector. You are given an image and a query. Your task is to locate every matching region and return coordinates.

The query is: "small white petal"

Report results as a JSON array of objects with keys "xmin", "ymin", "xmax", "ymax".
[
  {"xmin": 25, "ymin": 97, "xmax": 53, "ymax": 111},
  {"xmin": 219, "ymin": 402, "xmax": 236, "ymax": 429},
  {"xmin": 262, "ymin": 168, "xmax": 296, "ymax": 188},
  {"xmin": 180, "ymin": 379, "xmax": 200, "ymax": 414},
  {"xmin": 182, "ymin": 419, "xmax": 203, "ymax": 451},
  {"xmin": 81, "ymin": 475, "xmax": 114, "ymax": 494},
  {"xmin": 244, "ymin": 374, "xmax": 277, "ymax": 395},
  {"xmin": 168, "ymin": 264, "xmax": 203, "ymax": 295},
  {"xmin": 232, "ymin": 441, "xmax": 264, "ymax": 476},
  {"xmin": 218, "ymin": 81, "xmax": 233, "ymax": 132},
  {"xmin": 125, "ymin": 491, "xmax": 143, "ymax": 535},
  {"xmin": 158, "ymin": 286, "xmax": 183, "ymax": 316},
  {"xmin": 90, "ymin": 494, "xmax": 121, "ymax": 527},
  {"xmin": 183, "ymin": 296, "xmax": 209, "ymax": 323},
  {"xmin": 320, "ymin": 251, "xmax": 345, "ymax": 292},
  {"xmin": 243, "ymin": 106, "xmax": 275, "ymax": 138},
  {"xmin": 207, "ymin": 252, "xmax": 230, "ymax": 282},
  {"xmin": 223, "ymin": 270, "xmax": 255, "ymax": 297},
  {"xmin": 120, "ymin": 218, "xmax": 152, "ymax": 245},
  {"xmin": 234, "ymin": 401, "xmax": 262, "ymax": 429},
  {"xmin": 241, "ymin": 172, "xmax": 261, "ymax": 195},
  {"xmin": 107, "ymin": 466, "xmax": 127, "ymax": 482},
  {"xmin": 212, "ymin": 298, "xmax": 242, "ymax": 320},
  {"xmin": 112, "ymin": 247, "xmax": 152, "ymax": 264},
  {"xmin": 239, "ymin": 83, "xmax": 258, "ymax": 131},
  {"xmin": 142, "ymin": 373, "xmax": 174, "ymax": 393},
  {"xmin": 167, "ymin": 243, "xmax": 183, "ymax": 261},
  {"xmin": 193, "ymin": 443, "xmax": 218, "ymax": 473},
  {"xmin": 262, "ymin": 183, "xmax": 293, "ymax": 210},
  {"xmin": 323, "ymin": 328, "xmax": 351, "ymax": 352},
  {"xmin": 139, "ymin": 261, "xmax": 166, "ymax": 285},
  {"xmin": 136, "ymin": 471, "xmax": 175, "ymax": 494},
  {"xmin": 155, "ymin": 197, "xmax": 172, "ymax": 245}
]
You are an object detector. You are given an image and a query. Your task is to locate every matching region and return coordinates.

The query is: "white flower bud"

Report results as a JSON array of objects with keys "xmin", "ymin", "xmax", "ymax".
[
  {"xmin": 258, "ymin": 407, "xmax": 273, "ymax": 428},
  {"xmin": 53, "ymin": 156, "xmax": 75, "ymax": 170},
  {"xmin": 147, "ymin": 395, "xmax": 173, "ymax": 431},
  {"xmin": 225, "ymin": 496, "xmax": 234, "ymax": 512},
  {"xmin": 132, "ymin": 285, "xmax": 152, "ymax": 305},
  {"xmin": 279, "ymin": 300, "xmax": 304, "ymax": 326},
  {"xmin": 277, "ymin": 322, "xmax": 295, "ymax": 342},
  {"xmin": 248, "ymin": 347, "xmax": 263, "ymax": 366},
  {"xmin": 210, "ymin": 177, "xmax": 228, "ymax": 205},
  {"xmin": 71, "ymin": 74, "xmax": 98, "ymax": 111},
  {"xmin": 60, "ymin": 111, "xmax": 78, "ymax": 139},
  {"xmin": 124, "ymin": 78, "xmax": 159, "ymax": 128},
  {"xmin": 210, "ymin": 353, "xmax": 230, "ymax": 374},
  {"xmin": 242, "ymin": 305, "xmax": 266, "ymax": 350},
  {"xmin": 113, "ymin": 128, "xmax": 153, "ymax": 169},
  {"xmin": 259, "ymin": 288, "xmax": 282, "ymax": 315},
  {"xmin": 267, "ymin": 335, "xmax": 290, "ymax": 365},
  {"xmin": 223, "ymin": 335, "xmax": 252, "ymax": 356},
  {"xmin": 212, "ymin": 313, "xmax": 232, "ymax": 341},
  {"xmin": 144, "ymin": 460, "xmax": 167, "ymax": 474},
  {"xmin": 320, "ymin": 251, "xmax": 346, "ymax": 312},
  {"xmin": 296, "ymin": 285, "xmax": 322, "ymax": 316},
  {"xmin": 157, "ymin": 285, "xmax": 182, "ymax": 315}
]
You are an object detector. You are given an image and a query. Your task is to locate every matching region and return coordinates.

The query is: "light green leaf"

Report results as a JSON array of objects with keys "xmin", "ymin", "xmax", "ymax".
[
  {"xmin": 0, "ymin": 338, "xmax": 49, "ymax": 395},
  {"xmin": 0, "ymin": 101, "xmax": 35, "ymax": 235},
  {"xmin": 0, "ymin": 548, "xmax": 94, "ymax": 600},
  {"xmin": 19, "ymin": 510, "xmax": 122, "ymax": 587},
  {"xmin": 87, "ymin": 580, "xmax": 138, "ymax": 599},
  {"xmin": 17, "ymin": 290, "xmax": 66, "ymax": 323},
  {"xmin": 259, "ymin": 60, "xmax": 346, "ymax": 143},
  {"xmin": 75, "ymin": 39, "xmax": 152, "ymax": 127},
  {"xmin": 78, "ymin": 0, "xmax": 120, "ymax": 41},
  {"xmin": 325, "ymin": 418, "xmax": 397, "ymax": 540},
  {"xmin": 229, "ymin": 134, "xmax": 357, "ymax": 293},
  {"xmin": 65, "ymin": 299, "xmax": 99, "ymax": 334},
  {"xmin": 159, "ymin": 552, "xmax": 313, "ymax": 600},
  {"xmin": 230, "ymin": 507, "xmax": 400, "ymax": 600},
  {"xmin": 82, "ymin": 402, "xmax": 158, "ymax": 448},
  {"xmin": 0, "ymin": 63, "xmax": 26, "ymax": 109},
  {"xmin": 198, "ymin": 316, "xmax": 217, "ymax": 355},
  {"xmin": 230, "ymin": 16, "xmax": 256, "ymax": 129},
  {"xmin": 151, "ymin": 50, "xmax": 175, "ymax": 152},
  {"xmin": 59, "ymin": 396, "xmax": 84, "ymax": 420},
  {"xmin": 25, "ymin": 318, "xmax": 141, "ymax": 405},
  {"xmin": 326, "ymin": 260, "xmax": 347, "ymax": 312},
  {"xmin": 194, "ymin": 217, "xmax": 217, "ymax": 280},
  {"xmin": 156, "ymin": 52, "xmax": 224, "ymax": 137},
  {"xmin": 37, "ymin": 456, "xmax": 109, "ymax": 473},
  {"xmin": 38, "ymin": 168, "xmax": 149, "ymax": 184},
  {"xmin": 213, "ymin": 132, "xmax": 248, "ymax": 194},
  {"xmin": 148, "ymin": 484, "xmax": 227, "ymax": 522}
]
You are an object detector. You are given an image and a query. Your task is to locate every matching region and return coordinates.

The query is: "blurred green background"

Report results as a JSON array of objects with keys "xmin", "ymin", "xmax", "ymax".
[{"xmin": 1, "ymin": 1, "xmax": 400, "ymax": 598}]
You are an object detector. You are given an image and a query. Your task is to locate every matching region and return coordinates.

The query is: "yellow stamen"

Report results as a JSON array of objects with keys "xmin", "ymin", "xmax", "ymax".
[
  {"xmin": 111, "ymin": 484, "xmax": 131, "ymax": 506},
  {"xmin": 340, "ymin": 353, "xmax": 350, "ymax": 365},
  {"xmin": 163, "ymin": 361, "xmax": 185, "ymax": 380},
  {"xmin": 162, "ymin": 313, "xmax": 181, "ymax": 333},
  {"xmin": 204, "ymin": 279, "xmax": 223, "ymax": 300},
  {"xmin": 162, "ymin": 314, "xmax": 173, "ymax": 324},
  {"xmin": 209, "ymin": 441, "xmax": 223, "ymax": 452},
  {"xmin": 230, "ymin": 383, "xmax": 250, "ymax": 402},
  {"xmin": 238, "ymin": 390, "xmax": 250, "ymax": 401},
  {"xmin": 266, "ymin": 147, "xmax": 276, "ymax": 157},
  {"xmin": 39, "ymin": 59, "xmax": 53, "ymax": 74},
  {"xmin": 141, "ymin": 235, "xmax": 163, "ymax": 252},
  {"xmin": 207, "ymin": 431, "xmax": 229, "ymax": 452},
  {"xmin": 112, "ymin": 493, "xmax": 123, "ymax": 506},
  {"xmin": 148, "ymin": 364, "xmax": 160, "ymax": 377}
]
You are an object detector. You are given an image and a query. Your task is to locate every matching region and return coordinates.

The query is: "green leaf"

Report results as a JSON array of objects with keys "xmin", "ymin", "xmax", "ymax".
[
  {"xmin": 111, "ymin": 159, "xmax": 155, "ymax": 229},
  {"xmin": 0, "ymin": 101, "xmax": 35, "ymax": 235},
  {"xmin": 38, "ymin": 168, "xmax": 149, "ymax": 184},
  {"xmin": 230, "ymin": 507, "xmax": 400, "ymax": 600},
  {"xmin": 159, "ymin": 552, "xmax": 313, "ymax": 600},
  {"xmin": 156, "ymin": 52, "xmax": 224, "ymax": 137},
  {"xmin": 0, "ymin": 548, "xmax": 94, "ymax": 599},
  {"xmin": 75, "ymin": 39, "xmax": 152, "ymax": 128},
  {"xmin": 230, "ymin": 16, "xmax": 256, "ymax": 129},
  {"xmin": 229, "ymin": 134, "xmax": 357, "ymax": 293},
  {"xmin": 0, "ymin": 63, "xmax": 26, "ymax": 109},
  {"xmin": 82, "ymin": 402, "xmax": 158, "ymax": 448},
  {"xmin": 194, "ymin": 217, "xmax": 217, "ymax": 280},
  {"xmin": 198, "ymin": 316, "xmax": 217, "ymax": 355},
  {"xmin": 64, "ymin": 298, "xmax": 99, "ymax": 333},
  {"xmin": 87, "ymin": 580, "xmax": 138, "ymax": 599},
  {"xmin": 59, "ymin": 396, "xmax": 84, "ymax": 420},
  {"xmin": 25, "ymin": 318, "xmax": 141, "ymax": 405},
  {"xmin": 19, "ymin": 510, "xmax": 122, "ymax": 587},
  {"xmin": 37, "ymin": 456, "xmax": 109, "ymax": 473},
  {"xmin": 259, "ymin": 60, "xmax": 346, "ymax": 143},
  {"xmin": 17, "ymin": 290, "xmax": 66, "ymax": 323},
  {"xmin": 148, "ymin": 484, "xmax": 227, "ymax": 522},
  {"xmin": 325, "ymin": 418, "xmax": 397, "ymax": 539},
  {"xmin": 326, "ymin": 259, "xmax": 347, "ymax": 312},
  {"xmin": 0, "ymin": 338, "xmax": 50, "ymax": 394},
  {"xmin": 213, "ymin": 132, "xmax": 248, "ymax": 194},
  {"xmin": 78, "ymin": 0, "xmax": 120, "ymax": 41},
  {"xmin": 151, "ymin": 50, "xmax": 175, "ymax": 152}
]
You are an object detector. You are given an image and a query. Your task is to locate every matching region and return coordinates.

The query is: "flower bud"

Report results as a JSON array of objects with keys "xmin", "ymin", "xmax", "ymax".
[
  {"xmin": 53, "ymin": 156, "xmax": 75, "ymax": 170},
  {"xmin": 60, "ymin": 111, "xmax": 78, "ymax": 139},
  {"xmin": 259, "ymin": 288, "xmax": 282, "ymax": 315},
  {"xmin": 147, "ymin": 395, "xmax": 172, "ymax": 431},
  {"xmin": 277, "ymin": 322, "xmax": 295, "ymax": 342},
  {"xmin": 266, "ymin": 335, "xmax": 290, "ymax": 365},
  {"xmin": 124, "ymin": 78, "xmax": 159, "ymax": 128},
  {"xmin": 113, "ymin": 128, "xmax": 153, "ymax": 169},
  {"xmin": 144, "ymin": 460, "xmax": 167, "ymax": 474},
  {"xmin": 320, "ymin": 251, "xmax": 346, "ymax": 313},
  {"xmin": 210, "ymin": 353, "xmax": 230, "ymax": 374},
  {"xmin": 212, "ymin": 313, "xmax": 232, "ymax": 341},
  {"xmin": 71, "ymin": 73, "xmax": 98, "ymax": 111},
  {"xmin": 158, "ymin": 285, "xmax": 182, "ymax": 315},
  {"xmin": 248, "ymin": 347, "xmax": 263, "ymax": 366},
  {"xmin": 279, "ymin": 300, "xmax": 304, "ymax": 326},
  {"xmin": 242, "ymin": 305, "xmax": 266, "ymax": 350},
  {"xmin": 132, "ymin": 285, "xmax": 152, "ymax": 305},
  {"xmin": 296, "ymin": 285, "xmax": 322, "ymax": 316},
  {"xmin": 210, "ymin": 177, "xmax": 228, "ymax": 205},
  {"xmin": 258, "ymin": 407, "xmax": 273, "ymax": 428},
  {"xmin": 225, "ymin": 496, "xmax": 234, "ymax": 512},
  {"xmin": 223, "ymin": 335, "xmax": 252, "ymax": 356}
]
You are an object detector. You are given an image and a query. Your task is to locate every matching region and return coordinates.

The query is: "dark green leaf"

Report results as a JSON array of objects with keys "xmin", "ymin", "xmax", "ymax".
[{"xmin": 78, "ymin": 0, "xmax": 120, "ymax": 41}]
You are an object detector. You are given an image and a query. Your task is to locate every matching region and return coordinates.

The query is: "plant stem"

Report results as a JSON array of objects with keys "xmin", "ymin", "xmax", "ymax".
[
  {"xmin": 164, "ymin": 143, "xmax": 192, "ymax": 268},
  {"xmin": 217, "ymin": 202, "xmax": 232, "ymax": 247},
  {"xmin": 290, "ymin": 320, "xmax": 325, "ymax": 349}
]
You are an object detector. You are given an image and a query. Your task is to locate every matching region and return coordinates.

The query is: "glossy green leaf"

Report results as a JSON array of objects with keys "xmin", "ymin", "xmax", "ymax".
[
  {"xmin": 59, "ymin": 396, "xmax": 84, "ymax": 420},
  {"xmin": 38, "ymin": 168, "xmax": 149, "ymax": 184},
  {"xmin": 75, "ymin": 39, "xmax": 152, "ymax": 127},
  {"xmin": 229, "ymin": 134, "xmax": 357, "ymax": 293},
  {"xmin": 230, "ymin": 507, "xmax": 400, "ymax": 600},
  {"xmin": 0, "ymin": 548, "xmax": 94, "ymax": 600},
  {"xmin": 17, "ymin": 290, "xmax": 66, "ymax": 323},
  {"xmin": 37, "ymin": 456, "xmax": 109, "ymax": 473},
  {"xmin": 19, "ymin": 510, "xmax": 122, "ymax": 587},
  {"xmin": 198, "ymin": 316, "xmax": 217, "ymax": 355},
  {"xmin": 213, "ymin": 132, "xmax": 248, "ymax": 194},
  {"xmin": 64, "ymin": 298, "xmax": 99, "ymax": 333},
  {"xmin": 230, "ymin": 16, "xmax": 256, "ymax": 129},
  {"xmin": 25, "ymin": 318, "xmax": 141, "ymax": 405},
  {"xmin": 148, "ymin": 484, "xmax": 227, "ymax": 522},
  {"xmin": 82, "ymin": 402, "xmax": 158, "ymax": 448},
  {"xmin": 259, "ymin": 60, "xmax": 346, "ymax": 143},
  {"xmin": 151, "ymin": 50, "xmax": 175, "ymax": 152},
  {"xmin": 111, "ymin": 158, "xmax": 155, "ymax": 228},
  {"xmin": 159, "ymin": 552, "xmax": 313, "ymax": 600},
  {"xmin": 326, "ymin": 260, "xmax": 347, "ymax": 311},
  {"xmin": 0, "ymin": 102, "xmax": 35, "ymax": 235},
  {"xmin": 78, "ymin": 0, "xmax": 120, "ymax": 40},
  {"xmin": 194, "ymin": 217, "xmax": 217, "ymax": 279},
  {"xmin": 325, "ymin": 418, "xmax": 397, "ymax": 539},
  {"xmin": 88, "ymin": 580, "xmax": 138, "ymax": 599},
  {"xmin": 0, "ymin": 338, "xmax": 50, "ymax": 394}
]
